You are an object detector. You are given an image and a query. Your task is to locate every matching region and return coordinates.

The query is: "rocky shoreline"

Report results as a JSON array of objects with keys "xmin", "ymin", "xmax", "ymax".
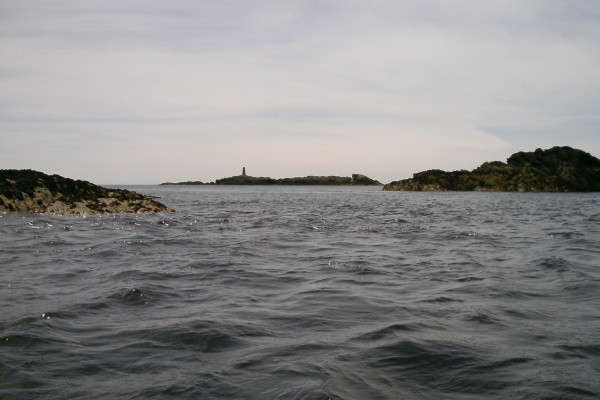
[
  {"xmin": 383, "ymin": 146, "xmax": 600, "ymax": 192},
  {"xmin": 0, "ymin": 169, "xmax": 171, "ymax": 215},
  {"xmin": 4, "ymin": 147, "xmax": 598, "ymax": 215}
]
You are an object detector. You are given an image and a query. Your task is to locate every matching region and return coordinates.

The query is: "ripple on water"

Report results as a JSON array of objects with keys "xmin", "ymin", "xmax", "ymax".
[{"xmin": 1, "ymin": 189, "xmax": 600, "ymax": 399}]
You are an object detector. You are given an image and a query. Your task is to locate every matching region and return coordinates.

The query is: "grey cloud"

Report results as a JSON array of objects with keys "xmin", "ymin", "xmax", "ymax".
[{"xmin": 1, "ymin": 1, "xmax": 599, "ymax": 183}]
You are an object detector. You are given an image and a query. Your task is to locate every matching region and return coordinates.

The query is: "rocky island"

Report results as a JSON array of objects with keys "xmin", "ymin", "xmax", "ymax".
[
  {"xmin": 383, "ymin": 146, "xmax": 600, "ymax": 192},
  {"xmin": 0, "ymin": 169, "xmax": 170, "ymax": 214},
  {"xmin": 160, "ymin": 180, "xmax": 205, "ymax": 186},
  {"xmin": 161, "ymin": 172, "xmax": 381, "ymax": 186}
]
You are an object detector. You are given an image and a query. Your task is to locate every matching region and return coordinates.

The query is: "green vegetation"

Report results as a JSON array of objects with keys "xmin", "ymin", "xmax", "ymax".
[
  {"xmin": 163, "ymin": 173, "xmax": 381, "ymax": 186},
  {"xmin": 215, "ymin": 173, "xmax": 380, "ymax": 185},
  {"xmin": 383, "ymin": 146, "xmax": 600, "ymax": 192}
]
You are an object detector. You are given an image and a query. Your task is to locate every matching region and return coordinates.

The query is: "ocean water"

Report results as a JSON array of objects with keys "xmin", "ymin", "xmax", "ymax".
[{"xmin": 1, "ymin": 186, "xmax": 599, "ymax": 400}]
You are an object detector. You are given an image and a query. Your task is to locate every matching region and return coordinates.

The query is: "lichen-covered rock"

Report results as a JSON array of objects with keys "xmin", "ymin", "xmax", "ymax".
[
  {"xmin": 383, "ymin": 146, "xmax": 600, "ymax": 192},
  {"xmin": 0, "ymin": 169, "xmax": 171, "ymax": 214}
]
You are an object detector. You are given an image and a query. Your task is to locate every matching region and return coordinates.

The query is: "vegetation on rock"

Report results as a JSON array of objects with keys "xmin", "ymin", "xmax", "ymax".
[
  {"xmin": 215, "ymin": 175, "xmax": 277, "ymax": 185},
  {"xmin": 215, "ymin": 173, "xmax": 381, "ymax": 185},
  {"xmin": 163, "ymin": 174, "xmax": 381, "ymax": 186},
  {"xmin": 0, "ymin": 169, "xmax": 170, "ymax": 214},
  {"xmin": 160, "ymin": 180, "xmax": 205, "ymax": 185},
  {"xmin": 383, "ymin": 146, "xmax": 600, "ymax": 192}
]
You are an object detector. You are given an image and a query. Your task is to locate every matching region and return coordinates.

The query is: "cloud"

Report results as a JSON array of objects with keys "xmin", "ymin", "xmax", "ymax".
[{"xmin": 1, "ymin": 1, "xmax": 599, "ymax": 183}]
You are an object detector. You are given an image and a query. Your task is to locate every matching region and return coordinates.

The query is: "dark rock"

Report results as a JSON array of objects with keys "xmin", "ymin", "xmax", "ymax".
[
  {"xmin": 212, "ymin": 174, "xmax": 381, "ymax": 185},
  {"xmin": 0, "ymin": 169, "xmax": 171, "ymax": 214},
  {"xmin": 352, "ymin": 174, "xmax": 382, "ymax": 186},
  {"xmin": 275, "ymin": 176, "xmax": 352, "ymax": 185},
  {"xmin": 215, "ymin": 175, "xmax": 278, "ymax": 185},
  {"xmin": 160, "ymin": 181, "xmax": 206, "ymax": 185},
  {"xmin": 383, "ymin": 146, "xmax": 600, "ymax": 192}
]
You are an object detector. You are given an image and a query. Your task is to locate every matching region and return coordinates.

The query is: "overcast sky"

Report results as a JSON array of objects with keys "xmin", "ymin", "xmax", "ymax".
[{"xmin": 2, "ymin": 1, "xmax": 599, "ymax": 184}]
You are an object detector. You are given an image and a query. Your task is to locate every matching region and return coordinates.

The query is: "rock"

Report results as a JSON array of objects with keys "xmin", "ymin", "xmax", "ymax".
[
  {"xmin": 351, "ymin": 174, "xmax": 382, "ymax": 185},
  {"xmin": 383, "ymin": 146, "xmax": 600, "ymax": 192},
  {"xmin": 161, "ymin": 171, "xmax": 382, "ymax": 186},
  {"xmin": 160, "ymin": 181, "xmax": 206, "ymax": 185},
  {"xmin": 275, "ymin": 176, "xmax": 352, "ymax": 185},
  {"xmin": 212, "ymin": 174, "xmax": 382, "ymax": 185},
  {"xmin": 0, "ymin": 169, "xmax": 171, "ymax": 214},
  {"xmin": 215, "ymin": 175, "xmax": 278, "ymax": 185}
]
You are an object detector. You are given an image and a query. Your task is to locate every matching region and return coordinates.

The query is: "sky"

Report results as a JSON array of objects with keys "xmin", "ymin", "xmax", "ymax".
[{"xmin": 2, "ymin": 1, "xmax": 600, "ymax": 184}]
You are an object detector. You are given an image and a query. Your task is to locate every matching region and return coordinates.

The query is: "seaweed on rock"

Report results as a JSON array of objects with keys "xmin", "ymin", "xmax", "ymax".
[
  {"xmin": 0, "ymin": 169, "xmax": 170, "ymax": 214},
  {"xmin": 383, "ymin": 146, "xmax": 600, "ymax": 192}
]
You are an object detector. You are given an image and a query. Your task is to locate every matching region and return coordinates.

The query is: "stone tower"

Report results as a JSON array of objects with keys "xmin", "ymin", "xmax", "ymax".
[{"xmin": 242, "ymin": 167, "xmax": 246, "ymax": 176}]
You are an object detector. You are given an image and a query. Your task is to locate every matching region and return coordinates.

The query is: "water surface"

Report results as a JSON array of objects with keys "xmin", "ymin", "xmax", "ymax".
[{"xmin": 1, "ymin": 186, "xmax": 599, "ymax": 399}]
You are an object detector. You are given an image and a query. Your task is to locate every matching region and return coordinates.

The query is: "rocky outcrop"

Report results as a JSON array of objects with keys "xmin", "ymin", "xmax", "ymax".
[
  {"xmin": 160, "ymin": 180, "xmax": 206, "ymax": 185},
  {"xmin": 383, "ymin": 146, "xmax": 600, "ymax": 192},
  {"xmin": 351, "ymin": 174, "xmax": 381, "ymax": 185},
  {"xmin": 212, "ymin": 174, "xmax": 382, "ymax": 185},
  {"xmin": 0, "ymin": 169, "xmax": 171, "ymax": 214},
  {"xmin": 215, "ymin": 175, "xmax": 277, "ymax": 185}
]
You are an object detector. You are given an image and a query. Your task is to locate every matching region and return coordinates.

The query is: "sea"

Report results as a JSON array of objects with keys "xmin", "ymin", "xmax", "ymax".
[{"xmin": 1, "ymin": 185, "xmax": 599, "ymax": 400}]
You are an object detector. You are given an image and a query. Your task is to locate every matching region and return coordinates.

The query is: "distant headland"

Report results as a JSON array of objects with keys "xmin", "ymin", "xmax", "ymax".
[
  {"xmin": 383, "ymin": 146, "xmax": 600, "ymax": 192},
  {"xmin": 161, "ymin": 170, "xmax": 382, "ymax": 186},
  {"xmin": 0, "ymin": 169, "xmax": 170, "ymax": 214}
]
